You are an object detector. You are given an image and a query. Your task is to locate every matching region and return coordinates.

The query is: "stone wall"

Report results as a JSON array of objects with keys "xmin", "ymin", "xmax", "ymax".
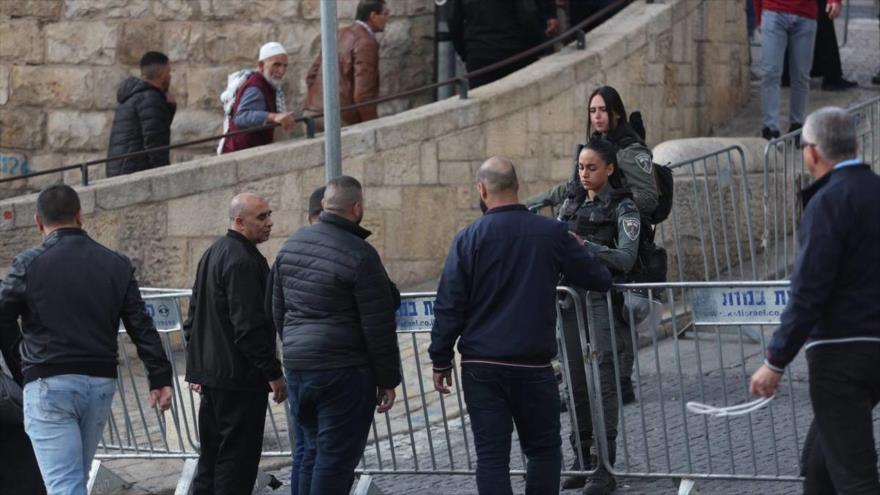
[
  {"xmin": 0, "ymin": 0, "xmax": 751, "ymax": 289},
  {"xmin": 0, "ymin": 0, "xmax": 435, "ymax": 197}
]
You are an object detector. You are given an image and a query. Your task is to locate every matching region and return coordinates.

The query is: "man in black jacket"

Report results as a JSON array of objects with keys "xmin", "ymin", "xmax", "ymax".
[
  {"xmin": 106, "ymin": 51, "xmax": 176, "ymax": 177},
  {"xmin": 268, "ymin": 176, "xmax": 401, "ymax": 495},
  {"xmin": 0, "ymin": 185, "xmax": 173, "ymax": 494},
  {"xmin": 184, "ymin": 193, "xmax": 285, "ymax": 495},
  {"xmin": 750, "ymin": 107, "xmax": 880, "ymax": 494},
  {"xmin": 430, "ymin": 157, "xmax": 612, "ymax": 494},
  {"xmin": 448, "ymin": 0, "xmax": 557, "ymax": 89}
]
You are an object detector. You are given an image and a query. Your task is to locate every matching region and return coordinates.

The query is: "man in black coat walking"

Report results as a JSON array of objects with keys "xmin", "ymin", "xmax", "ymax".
[
  {"xmin": 106, "ymin": 51, "xmax": 176, "ymax": 177},
  {"xmin": 269, "ymin": 176, "xmax": 401, "ymax": 495},
  {"xmin": 184, "ymin": 193, "xmax": 286, "ymax": 495}
]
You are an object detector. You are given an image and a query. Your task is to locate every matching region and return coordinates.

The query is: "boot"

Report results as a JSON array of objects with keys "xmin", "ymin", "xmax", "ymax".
[
  {"xmin": 582, "ymin": 466, "xmax": 617, "ymax": 495},
  {"xmin": 619, "ymin": 377, "xmax": 635, "ymax": 405},
  {"xmin": 561, "ymin": 434, "xmax": 591, "ymax": 490}
]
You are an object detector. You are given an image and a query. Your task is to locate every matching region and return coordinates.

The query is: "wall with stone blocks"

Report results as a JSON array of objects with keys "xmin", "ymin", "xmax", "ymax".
[
  {"xmin": 0, "ymin": 0, "xmax": 750, "ymax": 289},
  {"xmin": 0, "ymin": 0, "xmax": 435, "ymax": 197}
]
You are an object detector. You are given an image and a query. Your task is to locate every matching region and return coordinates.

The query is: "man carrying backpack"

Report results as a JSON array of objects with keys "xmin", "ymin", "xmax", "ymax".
[{"xmin": 219, "ymin": 42, "xmax": 295, "ymax": 154}]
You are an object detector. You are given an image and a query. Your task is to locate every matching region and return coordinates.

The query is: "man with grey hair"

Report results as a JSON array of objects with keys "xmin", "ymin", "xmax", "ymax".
[
  {"xmin": 184, "ymin": 193, "xmax": 285, "ymax": 495},
  {"xmin": 751, "ymin": 107, "xmax": 880, "ymax": 494},
  {"xmin": 269, "ymin": 176, "xmax": 401, "ymax": 494},
  {"xmin": 430, "ymin": 157, "xmax": 611, "ymax": 494}
]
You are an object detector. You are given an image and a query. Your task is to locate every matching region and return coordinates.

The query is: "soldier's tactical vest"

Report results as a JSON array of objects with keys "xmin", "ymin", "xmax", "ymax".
[{"xmin": 563, "ymin": 189, "xmax": 636, "ymax": 252}]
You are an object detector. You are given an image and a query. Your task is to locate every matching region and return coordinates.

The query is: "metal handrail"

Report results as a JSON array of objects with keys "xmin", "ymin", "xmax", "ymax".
[{"xmin": 0, "ymin": 0, "xmax": 632, "ymax": 188}]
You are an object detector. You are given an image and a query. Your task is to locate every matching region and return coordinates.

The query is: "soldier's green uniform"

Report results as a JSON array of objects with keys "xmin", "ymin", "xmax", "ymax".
[{"xmin": 550, "ymin": 183, "xmax": 640, "ymax": 475}]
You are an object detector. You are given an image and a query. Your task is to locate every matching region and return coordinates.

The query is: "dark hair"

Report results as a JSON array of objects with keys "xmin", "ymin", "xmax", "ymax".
[
  {"xmin": 580, "ymin": 137, "xmax": 627, "ymax": 189},
  {"xmin": 324, "ymin": 175, "xmax": 363, "ymax": 212},
  {"xmin": 582, "ymin": 137, "xmax": 619, "ymax": 167},
  {"xmin": 140, "ymin": 51, "xmax": 169, "ymax": 79},
  {"xmin": 356, "ymin": 0, "xmax": 386, "ymax": 22},
  {"xmin": 36, "ymin": 184, "xmax": 81, "ymax": 226},
  {"xmin": 587, "ymin": 85, "xmax": 628, "ymax": 138},
  {"xmin": 140, "ymin": 51, "xmax": 169, "ymax": 69},
  {"xmin": 308, "ymin": 185, "xmax": 326, "ymax": 219}
]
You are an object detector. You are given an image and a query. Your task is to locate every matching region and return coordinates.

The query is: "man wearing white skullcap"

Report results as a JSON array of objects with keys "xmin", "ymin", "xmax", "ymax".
[{"xmin": 220, "ymin": 41, "xmax": 295, "ymax": 154}]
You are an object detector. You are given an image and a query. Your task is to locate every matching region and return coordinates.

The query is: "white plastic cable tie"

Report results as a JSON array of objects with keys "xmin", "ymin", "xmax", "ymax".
[{"xmin": 685, "ymin": 396, "xmax": 774, "ymax": 417}]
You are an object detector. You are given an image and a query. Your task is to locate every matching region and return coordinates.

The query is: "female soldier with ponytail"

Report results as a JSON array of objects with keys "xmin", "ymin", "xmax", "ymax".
[{"xmin": 530, "ymin": 138, "xmax": 639, "ymax": 494}]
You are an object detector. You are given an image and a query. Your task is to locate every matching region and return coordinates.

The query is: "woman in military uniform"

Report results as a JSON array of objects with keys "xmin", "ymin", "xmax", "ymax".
[{"xmin": 529, "ymin": 138, "xmax": 640, "ymax": 494}]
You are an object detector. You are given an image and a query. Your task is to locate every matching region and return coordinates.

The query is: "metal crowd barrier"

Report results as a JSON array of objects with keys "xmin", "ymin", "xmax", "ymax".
[
  {"xmin": 594, "ymin": 281, "xmax": 880, "ymax": 493},
  {"xmin": 98, "ymin": 283, "xmax": 880, "ymax": 494},
  {"xmin": 655, "ymin": 145, "xmax": 759, "ymax": 283},
  {"xmin": 762, "ymin": 96, "xmax": 880, "ymax": 278}
]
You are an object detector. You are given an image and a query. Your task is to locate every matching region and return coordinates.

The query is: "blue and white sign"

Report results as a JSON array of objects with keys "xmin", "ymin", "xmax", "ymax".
[
  {"xmin": 396, "ymin": 296, "xmax": 435, "ymax": 332},
  {"xmin": 691, "ymin": 286, "xmax": 791, "ymax": 325},
  {"xmin": 119, "ymin": 297, "xmax": 182, "ymax": 332}
]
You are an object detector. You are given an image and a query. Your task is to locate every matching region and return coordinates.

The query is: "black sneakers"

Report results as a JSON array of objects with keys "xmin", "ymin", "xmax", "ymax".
[
  {"xmin": 582, "ymin": 467, "xmax": 617, "ymax": 495},
  {"xmin": 822, "ymin": 78, "xmax": 858, "ymax": 91},
  {"xmin": 762, "ymin": 127, "xmax": 781, "ymax": 140}
]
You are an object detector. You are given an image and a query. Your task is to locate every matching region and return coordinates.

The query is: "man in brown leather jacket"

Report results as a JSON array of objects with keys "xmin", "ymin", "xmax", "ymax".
[{"xmin": 303, "ymin": 0, "xmax": 388, "ymax": 128}]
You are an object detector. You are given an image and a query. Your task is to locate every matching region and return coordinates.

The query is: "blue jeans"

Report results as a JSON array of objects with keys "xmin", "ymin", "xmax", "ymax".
[
  {"xmin": 287, "ymin": 367, "xmax": 376, "ymax": 495},
  {"xmin": 23, "ymin": 374, "xmax": 117, "ymax": 495},
  {"xmin": 760, "ymin": 10, "xmax": 817, "ymax": 131},
  {"xmin": 284, "ymin": 368, "xmax": 305, "ymax": 495},
  {"xmin": 462, "ymin": 364, "xmax": 562, "ymax": 495}
]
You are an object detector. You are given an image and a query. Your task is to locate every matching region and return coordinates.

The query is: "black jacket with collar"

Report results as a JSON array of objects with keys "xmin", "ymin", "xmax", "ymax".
[
  {"xmin": 766, "ymin": 163, "xmax": 880, "ymax": 370},
  {"xmin": 268, "ymin": 212, "xmax": 401, "ymax": 389},
  {"xmin": 0, "ymin": 228, "xmax": 172, "ymax": 389},
  {"xmin": 184, "ymin": 230, "xmax": 282, "ymax": 391}
]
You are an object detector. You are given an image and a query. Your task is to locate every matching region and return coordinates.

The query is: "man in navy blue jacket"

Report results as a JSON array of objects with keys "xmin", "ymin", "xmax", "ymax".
[
  {"xmin": 750, "ymin": 107, "xmax": 880, "ymax": 494},
  {"xmin": 429, "ymin": 157, "xmax": 612, "ymax": 494}
]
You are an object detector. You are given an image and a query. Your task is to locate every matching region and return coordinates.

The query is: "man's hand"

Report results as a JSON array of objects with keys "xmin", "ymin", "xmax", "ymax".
[
  {"xmin": 268, "ymin": 112, "xmax": 295, "ymax": 130},
  {"xmin": 376, "ymin": 387, "xmax": 396, "ymax": 413},
  {"xmin": 826, "ymin": 1, "xmax": 841, "ymax": 19},
  {"xmin": 545, "ymin": 18, "xmax": 560, "ymax": 38},
  {"xmin": 433, "ymin": 370, "xmax": 453, "ymax": 395},
  {"xmin": 150, "ymin": 386, "xmax": 173, "ymax": 412},
  {"xmin": 568, "ymin": 231, "xmax": 586, "ymax": 246},
  {"xmin": 749, "ymin": 364, "xmax": 782, "ymax": 398},
  {"xmin": 269, "ymin": 377, "xmax": 287, "ymax": 404},
  {"xmin": 189, "ymin": 383, "xmax": 202, "ymax": 394}
]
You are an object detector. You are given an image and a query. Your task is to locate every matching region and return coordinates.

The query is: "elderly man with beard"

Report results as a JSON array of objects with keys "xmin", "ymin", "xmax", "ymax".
[{"xmin": 220, "ymin": 42, "xmax": 295, "ymax": 154}]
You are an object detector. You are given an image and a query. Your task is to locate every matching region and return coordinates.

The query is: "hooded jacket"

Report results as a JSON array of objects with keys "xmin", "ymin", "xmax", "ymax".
[{"xmin": 106, "ymin": 77, "xmax": 176, "ymax": 177}]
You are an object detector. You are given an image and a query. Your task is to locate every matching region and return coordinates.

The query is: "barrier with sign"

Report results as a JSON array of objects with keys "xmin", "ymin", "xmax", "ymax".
[
  {"xmin": 97, "ymin": 284, "xmax": 880, "ymax": 493},
  {"xmin": 595, "ymin": 281, "xmax": 880, "ymax": 493}
]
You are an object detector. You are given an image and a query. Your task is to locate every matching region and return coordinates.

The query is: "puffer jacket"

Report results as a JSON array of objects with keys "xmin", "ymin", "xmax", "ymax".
[
  {"xmin": 267, "ymin": 212, "xmax": 401, "ymax": 389},
  {"xmin": 303, "ymin": 22, "xmax": 379, "ymax": 125},
  {"xmin": 106, "ymin": 77, "xmax": 176, "ymax": 177}
]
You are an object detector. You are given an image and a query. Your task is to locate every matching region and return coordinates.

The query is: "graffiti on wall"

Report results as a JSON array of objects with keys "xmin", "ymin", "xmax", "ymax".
[{"xmin": 0, "ymin": 153, "xmax": 31, "ymax": 176}]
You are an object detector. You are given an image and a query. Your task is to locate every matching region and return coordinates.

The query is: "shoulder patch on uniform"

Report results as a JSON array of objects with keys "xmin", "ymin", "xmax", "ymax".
[
  {"xmin": 635, "ymin": 153, "xmax": 653, "ymax": 174},
  {"xmin": 622, "ymin": 217, "xmax": 640, "ymax": 241}
]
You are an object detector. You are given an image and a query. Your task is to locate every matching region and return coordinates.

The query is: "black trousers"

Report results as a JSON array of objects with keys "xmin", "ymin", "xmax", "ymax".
[
  {"xmin": 0, "ymin": 422, "xmax": 46, "ymax": 495},
  {"xmin": 193, "ymin": 386, "xmax": 268, "ymax": 495},
  {"xmin": 802, "ymin": 342, "xmax": 880, "ymax": 495}
]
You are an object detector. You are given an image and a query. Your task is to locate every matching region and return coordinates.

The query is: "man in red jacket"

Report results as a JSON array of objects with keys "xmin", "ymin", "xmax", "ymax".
[{"xmin": 755, "ymin": 0, "xmax": 841, "ymax": 140}]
